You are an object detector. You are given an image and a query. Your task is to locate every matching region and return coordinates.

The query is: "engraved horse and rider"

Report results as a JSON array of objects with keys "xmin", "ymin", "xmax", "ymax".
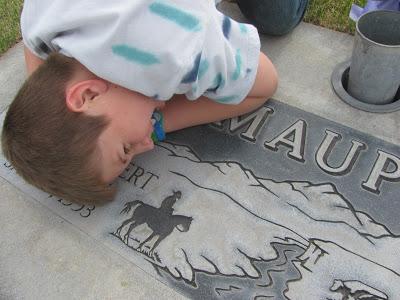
[{"xmin": 116, "ymin": 191, "xmax": 193, "ymax": 257}]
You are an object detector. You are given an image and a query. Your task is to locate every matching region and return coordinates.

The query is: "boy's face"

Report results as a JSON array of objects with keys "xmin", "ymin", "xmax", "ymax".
[{"xmin": 91, "ymin": 84, "xmax": 165, "ymax": 183}]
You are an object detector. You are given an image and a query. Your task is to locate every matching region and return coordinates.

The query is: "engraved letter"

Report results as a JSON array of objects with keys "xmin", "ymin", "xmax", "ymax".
[
  {"xmin": 127, "ymin": 166, "xmax": 145, "ymax": 185},
  {"xmin": 264, "ymin": 120, "xmax": 307, "ymax": 162},
  {"xmin": 316, "ymin": 130, "xmax": 366, "ymax": 176},
  {"xmin": 3, "ymin": 161, "xmax": 14, "ymax": 171},
  {"xmin": 229, "ymin": 106, "xmax": 274, "ymax": 142},
  {"xmin": 141, "ymin": 172, "xmax": 159, "ymax": 189},
  {"xmin": 210, "ymin": 120, "xmax": 224, "ymax": 130},
  {"xmin": 362, "ymin": 150, "xmax": 400, "ymax": 194},
  {"xmin": 119, "ymin": 162, "xmax": 145, "ymax": 184}
]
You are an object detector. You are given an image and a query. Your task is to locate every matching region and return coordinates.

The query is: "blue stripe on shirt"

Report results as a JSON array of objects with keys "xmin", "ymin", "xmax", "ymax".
[
  {"xmin": 112, "ymin": 44, "xmax": 160, "ymax": 65},
  {"xmin": 149, "ymin": 1, "xmax": 201, "ymax": 31}
]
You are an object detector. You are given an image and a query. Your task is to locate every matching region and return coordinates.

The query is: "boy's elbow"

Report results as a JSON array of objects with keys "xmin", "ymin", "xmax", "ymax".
[
  {"xmin": 249, "ymin": 52, "xmax": 279, "ymax": 101},
  {"xmin": 263, "ymin": 62, "xmax": 278, "ymax": 100}
]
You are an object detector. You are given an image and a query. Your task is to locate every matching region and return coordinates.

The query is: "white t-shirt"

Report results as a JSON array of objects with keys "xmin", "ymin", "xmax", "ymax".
[{"xmin": 21, "ymin": 0, "xmax": 260, "ymax": 104}]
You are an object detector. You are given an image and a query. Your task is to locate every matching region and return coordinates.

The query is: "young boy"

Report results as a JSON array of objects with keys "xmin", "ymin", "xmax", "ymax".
[{"xmin": 2, "ymin": 0, "xmax": 278, "ymax": 204}]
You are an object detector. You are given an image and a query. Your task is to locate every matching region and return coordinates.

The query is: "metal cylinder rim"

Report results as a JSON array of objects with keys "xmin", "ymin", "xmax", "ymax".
[
  {"xmin": 331, "ymin": 61, "xmax": 400, "ymax": 114},
  {"xmin": 356, "ymin": 10, "xmax": 400, "ymax": 48}
]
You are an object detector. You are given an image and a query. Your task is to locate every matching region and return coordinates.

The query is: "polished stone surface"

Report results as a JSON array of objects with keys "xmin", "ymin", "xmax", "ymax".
[{"xmin": 1, "ymin": 99, "xmax": 399, "ymax": 299}]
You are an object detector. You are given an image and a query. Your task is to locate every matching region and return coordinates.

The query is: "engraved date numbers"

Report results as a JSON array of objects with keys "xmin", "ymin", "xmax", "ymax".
[{"xmin": 48, "ymin": 195, "xmax": 95, "ymax": 218}]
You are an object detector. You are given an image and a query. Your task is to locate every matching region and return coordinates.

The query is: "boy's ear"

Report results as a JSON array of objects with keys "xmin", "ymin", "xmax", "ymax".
[{"xmin": 65, "ymin": 79, "xmax": 109, "ymax": 112}]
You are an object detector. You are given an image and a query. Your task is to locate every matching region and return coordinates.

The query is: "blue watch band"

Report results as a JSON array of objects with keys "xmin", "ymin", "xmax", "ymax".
[{"xmin": 151, "ymin": 111, "xmax": 166, "ymax": 142}]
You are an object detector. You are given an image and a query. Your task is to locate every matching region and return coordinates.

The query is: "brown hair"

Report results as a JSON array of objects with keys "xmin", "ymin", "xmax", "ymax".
[{"xmin": 1, "ymin": 53, "xmax": 116, "ymax": 204}]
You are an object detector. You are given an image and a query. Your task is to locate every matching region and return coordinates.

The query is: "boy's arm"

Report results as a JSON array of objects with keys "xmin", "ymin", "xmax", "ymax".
[
  {"xmin": 161, "ymin": 52, "xmax": 278, "ymax": 133},
  {"xmin": 24, "ymin": 45, "xmax": 45, "ymax": 75}
]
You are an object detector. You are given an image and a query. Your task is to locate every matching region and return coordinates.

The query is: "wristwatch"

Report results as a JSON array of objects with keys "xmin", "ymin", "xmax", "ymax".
[{"xmin": 151, "ymin": 110, "xmax": 166, "ymax": 142}]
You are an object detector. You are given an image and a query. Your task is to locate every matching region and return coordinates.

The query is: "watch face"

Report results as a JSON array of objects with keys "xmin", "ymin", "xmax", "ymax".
[{"xmin": 152, "ymin": 111, "xmax": 162, "ymax": 123}]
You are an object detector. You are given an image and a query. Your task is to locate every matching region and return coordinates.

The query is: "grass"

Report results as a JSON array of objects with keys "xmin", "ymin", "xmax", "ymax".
[
  {"xmin": 0, "ymin": 0, "xmax": 24, "ymax": 55},
  {"xmin": 304, "ymin": 0, "xmax": 367, "ymax": 34},
  {"xmin": 0, "ymin": 0, "xmax": 369, "ymax": 56}
]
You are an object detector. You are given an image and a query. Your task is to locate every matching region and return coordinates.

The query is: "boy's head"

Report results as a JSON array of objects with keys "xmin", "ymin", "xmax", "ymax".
[{"xmin": 1, "ymin": 53, "xmax": 164, "ymax": 204}]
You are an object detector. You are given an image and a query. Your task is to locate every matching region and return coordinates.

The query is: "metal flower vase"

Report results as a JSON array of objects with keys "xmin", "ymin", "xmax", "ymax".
[{"xmin": 332, "ymin": 10, "xmax": 400, "ymax": 113}]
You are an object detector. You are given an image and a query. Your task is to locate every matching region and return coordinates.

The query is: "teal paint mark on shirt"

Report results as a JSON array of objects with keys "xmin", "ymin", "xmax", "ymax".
[
  {"xmin": 232, "ymin": 49, "xmax": 242, "ymax": 80},
  {"xmin": 149, "ymin": 1, "xmax": 201, "ymax": 31},
  {"xmin": 191, "ymin": 83, "xmax": 198, "ymax": 94},
  {"xmin": 207, "ymin": 73, "xmax": 225, "ymax": 93},
  {"xmin": 213, "ymin": 73, "xmax": 222, "ymax": 88},
  {"xmin": 222, "ymin": 16, "xmax": 232, "ymax": 39},
  {"xmin": 239, "ymin": 23, "xmax": 248, "ymax": 34},
  {"xmin": 198, "ymin": 59, "xmax": 209, "ymax": 80},
  {"xmin": 181, "ymin": 53, "xmax": 201, "ymax": 83},
  {"xmin": 215, "ymin": 95, "xmax": 237, "ymax": 103},
  {"xmin": 112, "ymin": 45, "xmax": 160, "ymax": 65},
  {"xmin": 214, "ymin": 73, "xmax": 225, "ymax": 89}
]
